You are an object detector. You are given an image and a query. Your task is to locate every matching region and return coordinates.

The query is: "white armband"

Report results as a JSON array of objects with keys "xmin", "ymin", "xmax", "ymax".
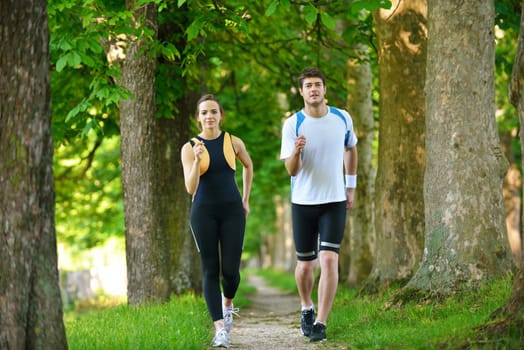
[{"xmin": 345, "ymin": 175, "xmax": 357, "ymax": 189}]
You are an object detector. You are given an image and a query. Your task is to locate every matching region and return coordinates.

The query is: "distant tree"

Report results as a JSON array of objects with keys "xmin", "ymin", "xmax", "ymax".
[
  {"xmin": 405, "ymin": 0, "xmax": 512, "ymax": 295},
  {"xmin": 366, "ymin": 0, "xmax": 427, "ymax": 291},
  {"xmin": 341, "ymin": 42, "xmax": 375, "ymax": 287},
  {"xmin": 0, "ymin": 0, "xmax": 68, "ymax": 348},
  {"xmin": 496, "ymin": 0, "xmax": 523, "ymax": 269},
  {"xmin": 493, "ymin": 0, "xmax": 524, "ymax": 334}
]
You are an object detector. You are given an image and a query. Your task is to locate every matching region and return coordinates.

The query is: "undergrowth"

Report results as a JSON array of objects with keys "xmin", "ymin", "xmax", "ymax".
[
  {"xmin": 256, "ymin": 268, "xmax": 522, "ymax": 350},
  {"xmin": 64, "ymin": 269, "xmax": 522, "ymax": 349}
]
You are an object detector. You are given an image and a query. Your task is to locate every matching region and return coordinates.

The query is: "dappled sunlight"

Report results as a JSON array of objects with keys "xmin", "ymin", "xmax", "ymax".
[{"xmin": 59, "ymin": 237, "xmax": 127, "ymax": 305}]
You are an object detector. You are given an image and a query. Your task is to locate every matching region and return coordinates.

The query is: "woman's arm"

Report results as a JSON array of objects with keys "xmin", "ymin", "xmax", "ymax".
[
  {"xmin": 232, "ymin": 135, "xmax": 253, "ymax": 215},
  {"xmin": 180, "ymin": 141, "xmax": 203, "ymax": 195}
]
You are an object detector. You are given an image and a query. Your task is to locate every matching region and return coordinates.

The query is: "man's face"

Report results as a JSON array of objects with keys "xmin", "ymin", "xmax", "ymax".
[{"xmin": 299, "ymin": 77, "xmax": 326, "ymax": 107}]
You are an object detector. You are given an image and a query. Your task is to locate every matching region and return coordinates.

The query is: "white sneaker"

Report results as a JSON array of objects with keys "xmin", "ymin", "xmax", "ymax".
[
  {"xmin": 212, "ymin": 328, "xmax": 229, "ymax": 348},
  {"xmin": 223, "ymin": 302, "xmax": 239, "ymax": 333}
]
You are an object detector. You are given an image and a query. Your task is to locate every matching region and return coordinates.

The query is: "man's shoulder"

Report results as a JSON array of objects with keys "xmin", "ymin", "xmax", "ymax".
[
  {"xmin": 328, "ymin": 105, "xmax": 350, "ymax": 116},
  {"xmin": 283, "ymin": 112, "xmax": 299, "ymax": 126}
]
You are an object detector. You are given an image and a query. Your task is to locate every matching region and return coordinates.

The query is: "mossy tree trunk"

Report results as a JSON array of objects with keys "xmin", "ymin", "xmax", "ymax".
[
  {"xmin": 0, "ymin": 0, "xmax": 68, "ymax": 348},
  {"xmin": 366, "ymin": 0, "xmax": 427, "ymax": 291},
  {"xmin": 406, "ymin": 0, "xmax": 512, "ymax": 295}
]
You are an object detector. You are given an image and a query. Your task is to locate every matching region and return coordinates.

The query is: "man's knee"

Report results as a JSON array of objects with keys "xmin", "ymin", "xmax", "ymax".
[
  {"xmin": 296, "ymin": 260, "xmax": 315, "ymax": 275},
  {"xmin": 319, "ymin": 250, "xmax": 338, "ymax": 269}
]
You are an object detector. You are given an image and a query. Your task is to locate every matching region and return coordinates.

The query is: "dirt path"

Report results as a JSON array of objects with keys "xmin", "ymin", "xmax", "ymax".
[{"xmin": 219, "ymin": 274, "xmax": 348, "ymax": 350}]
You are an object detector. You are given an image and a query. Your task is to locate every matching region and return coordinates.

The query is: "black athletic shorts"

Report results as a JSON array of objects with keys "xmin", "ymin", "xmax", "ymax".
[{"xmin": 291, "ymin": 201, "xmax": 347, "ymax": 261}]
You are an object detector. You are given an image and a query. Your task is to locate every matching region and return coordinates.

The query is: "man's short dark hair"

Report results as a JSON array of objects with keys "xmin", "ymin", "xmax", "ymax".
[{"xmin": 298, "ymin": 67, "xmax": 326, "ymax": 89}]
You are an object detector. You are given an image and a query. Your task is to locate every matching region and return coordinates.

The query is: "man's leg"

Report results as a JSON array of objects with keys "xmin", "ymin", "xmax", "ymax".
[
  {"xmin": 295, "ymin": 259, "xmax": 316, "ymax": 308},
  {"xmin": 315, "ymin": 250, "xmax": 339, "ymax": 324}
]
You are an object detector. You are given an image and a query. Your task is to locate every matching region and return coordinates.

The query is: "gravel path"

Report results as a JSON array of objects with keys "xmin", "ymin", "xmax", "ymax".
[{"xmin": 215, "ymin": 274, "xmax": 349, "ymax": 350}]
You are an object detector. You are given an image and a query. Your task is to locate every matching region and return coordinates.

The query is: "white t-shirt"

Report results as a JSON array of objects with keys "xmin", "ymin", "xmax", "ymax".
[{"xmin": 280, "ymin": 107, "xmax": 357, "ymax": 205}]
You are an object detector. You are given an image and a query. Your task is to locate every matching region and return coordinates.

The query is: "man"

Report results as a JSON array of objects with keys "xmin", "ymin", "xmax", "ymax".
[{"xmin": 280, "ymin": 67, "xmax": 358, "ymax": 342}]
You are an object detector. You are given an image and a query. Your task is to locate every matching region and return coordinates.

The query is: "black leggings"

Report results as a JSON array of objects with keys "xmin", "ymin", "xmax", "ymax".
[{"xmin": 190, "ymin": 200, "xmax": 245, "ymax": 321}]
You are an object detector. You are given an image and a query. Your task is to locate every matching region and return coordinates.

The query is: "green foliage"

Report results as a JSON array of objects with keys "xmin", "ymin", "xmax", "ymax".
[
  {"xmin": 49, "ymin": 0, "xmax": 130, "ymax": 142},
  {"xmin": 495, "ymin": 0, "xmax": 521, "ymax": 168},
  {"xmin": 54, "ymin": 136, "xmax": 124, "ymax": 250},
  {"xmin": 49, "ymin": 0, "xmax": 521, "ymax": 262},
  {"xmin": 495, "ymin": 0, "xmax": 521, "ymax": 30}
]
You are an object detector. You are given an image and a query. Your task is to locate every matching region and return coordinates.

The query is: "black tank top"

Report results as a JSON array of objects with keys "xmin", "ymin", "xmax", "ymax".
[{"xmin": 191, "ymin": 131, "xmax": 241, "ymax": 205}]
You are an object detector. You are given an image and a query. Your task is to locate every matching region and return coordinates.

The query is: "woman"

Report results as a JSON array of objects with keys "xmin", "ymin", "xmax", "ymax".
[{"xmin": 181, "ymin": 94, "xmax": 253, "ymax": 348}]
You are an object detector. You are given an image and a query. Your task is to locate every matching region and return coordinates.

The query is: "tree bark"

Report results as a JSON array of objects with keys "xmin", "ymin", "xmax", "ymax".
[
  {"xmin": 340, "ymin": 44, "xmax": 375, "ymax": 287},
  {"xmin": 500, "ymin": 131, "xmax": 522, "ymax": 268},
  {"xmin": 119, "ymin": 2, "xmax": 202, "ymax": 304},
  {"xmin": 366, "ymin": 0, "xmax": 427, "ymax": 291},
  {"xmin": 267, "ymin": 196, "xmax": 295, "ymax": 272},
  {"xmin": 406, "ymin": 0, "xmax": 512, "ymax": 294},
  {"xmin": 0, "ymin": 0, "xmax": 68, "ymax": 348}
]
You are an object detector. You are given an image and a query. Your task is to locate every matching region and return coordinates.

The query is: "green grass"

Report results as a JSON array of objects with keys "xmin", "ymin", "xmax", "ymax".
[
  {"xmin": 65, "ymin": 293, "xmax": 210, "ymax": 350},
  {"xmin": 255, "ymin": 269, "xmax": 522, "ymax": 350},
  {"xmin": 64, "ymin": 272, "xmax": 256, "ymax": 350},
  {"xmin": 64, "ymin": 269, "xmax": 522, "ymax": 350}
]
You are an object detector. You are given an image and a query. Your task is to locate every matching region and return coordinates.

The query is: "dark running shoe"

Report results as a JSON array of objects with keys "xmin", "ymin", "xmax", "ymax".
[
  {"xmin": 309, "ymin": 322, "xmax": 327, "ymax": 342},
  {"xmin": 300, "ymin": 308, "xmax": 315, "ymax": 336}
]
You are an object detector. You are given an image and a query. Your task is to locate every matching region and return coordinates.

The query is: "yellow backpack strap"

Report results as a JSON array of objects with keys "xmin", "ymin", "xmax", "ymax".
[
  {"xmin": 223, "ymin": 132, "xmax": 236, "ymax": 171},
  {"xmin": 190, "ymin": 137, "xmax": 209, "ymax": 175}
]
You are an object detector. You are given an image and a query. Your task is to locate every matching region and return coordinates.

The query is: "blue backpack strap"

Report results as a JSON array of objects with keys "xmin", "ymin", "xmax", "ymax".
[
  {"xmin": 329, "ymin": 106, "xmax": 351, "ymax": 147},
  {"xmin": 295, "ymin": 110, "xmax": 306, "ymax": 137}
]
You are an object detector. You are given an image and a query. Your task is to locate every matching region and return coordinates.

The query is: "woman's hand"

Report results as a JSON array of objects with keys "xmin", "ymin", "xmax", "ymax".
[{"xmin": 193, "ymin": 140, "xmax": 205, "ymax": 161}]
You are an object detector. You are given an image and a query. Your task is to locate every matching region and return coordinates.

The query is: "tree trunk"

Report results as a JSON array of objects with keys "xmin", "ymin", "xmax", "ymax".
[
  {"xmin": 0, "ymin": 1, "xmax": 68, "ymax": 349},
  {"xmin": 165, "ymin": 93, "xmax": 202, "ymax": 295},
  {"xmin": 406, "ymin": 0, "xmax": 512, "ymax": 294},
  {"xmin": 500, "ymin": 131, "xmax": 522, "ymax": 268},
  {"xmin": 119, "ymin": 2, "xmax": 177, "ymax": 304},
  {"xmin": 156, "ymin": 6, "xmax": 203, "ymax": 294},
  {"xmin": 119, "ymin": 2, "xmax": 202, "ymax": 303},
  {"xmin": 267, "ymin": 196, "xmax": 294, "ymax": 272},
  {"xmin": 340, "ymin": 44, "xmax": 375, "ymax": 287},
  {"xmin": 366, "ymin": 0, "xmax": 427, "ymax": 291}
]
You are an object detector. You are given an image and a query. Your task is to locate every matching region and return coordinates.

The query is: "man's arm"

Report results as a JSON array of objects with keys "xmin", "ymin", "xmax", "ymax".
[
  {"xmin": 344, "ymin": 146, "xmax": 358, "ymax": 208},
  {"xmin": 285, "ymin": 135, "xmax": 306, "ymax": 176}
]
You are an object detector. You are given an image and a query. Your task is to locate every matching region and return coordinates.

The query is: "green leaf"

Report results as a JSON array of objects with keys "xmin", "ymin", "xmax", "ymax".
[
  {"xmin": 80, "ymin": 53, "xmax": 96, "ymax": 68},
  {"xmin": 58, "ymin": 39, "xmax": 73, "ymax": 51},
  {"xmin": 351, "ymin": 0, "xmax": 392, "ymax": 15},
  {"xmin": 265, "ymin": 0, "xmax": 278, "ymax": 17},
  {"xmin": 280, "ymin": 0, "xmax": 291, "ymax": 9},
  {"xmin": 56, "ymin": 55, "xmax": 68, "ymax": 72},
  {"xmin": 178, "ymin": 0, "xmax": 187, "ymax": 7},
  {"xmin": 71, "ymin": 52, "xmax": 82, "ymax": 67},
  {"xmin": 186, "ymin": 19, "xmax": 203, "ymax": 41},
  {"xmin": 320, "ymin": 12, "xmax": 336, "ymax": 30},
  {"xmin": 304, "ymin": 5, "xmax": 317, "ymax": 24},
  {"xmin": 81, "ymin": 119, "xmax": 94, "ymax": 137}
]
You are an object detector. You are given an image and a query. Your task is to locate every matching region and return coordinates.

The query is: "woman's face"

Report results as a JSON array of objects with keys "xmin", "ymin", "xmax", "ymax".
[{"xmin": 197, "ymin": 100, "xmax": 222, "ymax": 130}]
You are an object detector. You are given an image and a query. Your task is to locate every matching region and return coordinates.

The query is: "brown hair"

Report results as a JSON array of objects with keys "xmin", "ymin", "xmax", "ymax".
[
  {"xmin": 297, "ymin": 67, "xmax": 326, "ymax": 89},
  {"xmin": 195, "ymin": 94, "xmax": 225, "ymax": 118}
]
